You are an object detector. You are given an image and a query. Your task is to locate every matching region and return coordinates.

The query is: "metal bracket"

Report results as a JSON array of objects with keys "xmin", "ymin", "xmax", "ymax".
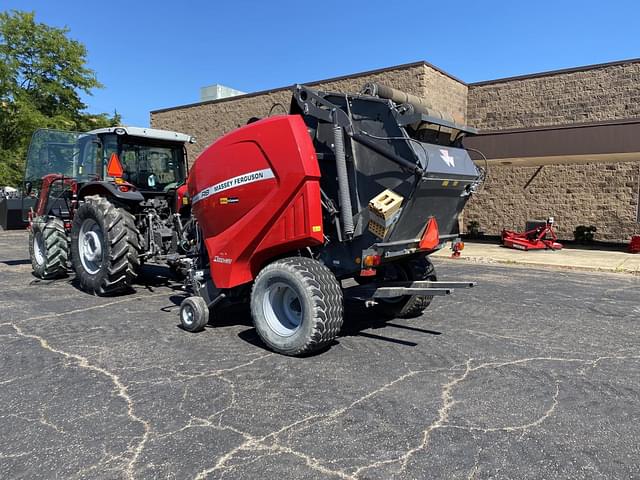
[{"xmin": 344, "ymin": 280, "xmax": 476, "ymax": 300}]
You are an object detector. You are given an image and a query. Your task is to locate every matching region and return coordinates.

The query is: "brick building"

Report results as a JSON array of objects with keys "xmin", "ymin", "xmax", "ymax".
[{"xmin": 150, "ymin": 59, "xmax": 640, "ymax": 243}]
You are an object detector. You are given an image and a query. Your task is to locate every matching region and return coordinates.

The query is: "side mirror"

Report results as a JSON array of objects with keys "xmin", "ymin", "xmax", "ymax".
[{"xmin": 24, "ymin": 181, "xmax": 32, "ymax": 195}]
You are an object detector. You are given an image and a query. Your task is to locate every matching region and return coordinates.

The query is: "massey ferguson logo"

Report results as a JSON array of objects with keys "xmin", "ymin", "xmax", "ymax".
[
  {"xmin": 192, "ymin": 168, "xmax": 275, "ymax": 205},
  {"xmin": 439, "ymin": 149, "xmax": 455, "ymax": 168}
]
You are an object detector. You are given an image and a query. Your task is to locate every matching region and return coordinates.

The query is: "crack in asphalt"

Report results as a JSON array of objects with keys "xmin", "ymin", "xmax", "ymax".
[
  {"xmin": 189, "ymin": 370, "xmax": 430, "ymax": 480},
  {"xmin": 7, "ymin": 409, "xmax": 69, "ymax": 435},
  {"xmin": 173, "ymin": 353, "xmax": 274, "ymax": 380},
  {"xmin": 448, "ymin": 381, "xmax": 561, "ymax": 435},
  {"xmin": 351, "ymin": 354, "xmax": 640, "ymax": 478},
  {"xmin": 4, "ymin": 317, "xmax": 638, "ymax": 480},
  {"xmin": 15, "ymin": 292, "xmax": 169, "ymax": 323},
  {"xmin": 2, "ymin": 241, "xmax": 639, "ymax": 479},
  {"xmin": 7, "ymin": 323, "xmax": 150, "ymax": 480}
]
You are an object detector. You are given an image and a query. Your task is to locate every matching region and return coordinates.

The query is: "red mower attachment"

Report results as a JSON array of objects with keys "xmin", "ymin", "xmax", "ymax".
[
  {"xmin": 501, "ymin": 217, "xmax": 563, "ymax": 251},
  {"xmin": 450, "ymin": 239, "xmax": 464, "ymax": 258}
]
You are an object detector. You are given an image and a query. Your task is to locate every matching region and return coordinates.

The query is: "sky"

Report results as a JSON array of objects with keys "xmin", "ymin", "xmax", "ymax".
[{"xmin": 4, "ymin": 0, "xmax": 640, "ymax": 127}]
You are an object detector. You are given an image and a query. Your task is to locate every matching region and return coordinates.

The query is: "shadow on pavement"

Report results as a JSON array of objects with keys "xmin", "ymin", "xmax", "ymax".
[{"xmin": 1, "ymin": 258, "xmax": 31, "ymax": 266}]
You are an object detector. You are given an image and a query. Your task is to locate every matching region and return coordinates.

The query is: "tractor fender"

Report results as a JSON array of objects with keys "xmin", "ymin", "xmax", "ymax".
[{"xmin": 78, "ymin": 181, "xmax": 144, "ymax": 204}]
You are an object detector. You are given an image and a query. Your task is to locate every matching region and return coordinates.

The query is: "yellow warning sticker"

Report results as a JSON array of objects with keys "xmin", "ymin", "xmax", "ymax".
[
  {"xmin": 312, "ymin": 225, "xmax": 322, "ymax": 232},
  {"xmin": 442, "ymin": 180, "xmax": 449, "ymax": 187}
]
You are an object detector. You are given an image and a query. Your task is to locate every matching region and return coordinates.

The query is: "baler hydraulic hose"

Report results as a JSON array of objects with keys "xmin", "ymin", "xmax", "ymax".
[
  {"xmin": 333, "ymin": 124, "xmax": 354, "ymax": 238},
  {"xmin": 350, "ymin": 132, "xmax": 424, "ymax": 176}
]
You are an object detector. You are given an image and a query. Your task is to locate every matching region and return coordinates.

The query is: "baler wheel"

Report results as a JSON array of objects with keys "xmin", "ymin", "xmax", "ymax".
[
  {"xmin": 29, "ymin": 216, "xmax": 69, "ymax": 279},
  {"xmin": 179, "ymin": 296, "xmax": 209, "ymax": 332},
  {"xmin": 250, "ymin": 257, "xmax": 343, "ymax": 356},
  {"xmin": 377, "ymin": 256, "xmax": 437, "ymax": 319},
  {"xmin": 70, "ymin": 196, "xmax": 141, "ymax": 295}
]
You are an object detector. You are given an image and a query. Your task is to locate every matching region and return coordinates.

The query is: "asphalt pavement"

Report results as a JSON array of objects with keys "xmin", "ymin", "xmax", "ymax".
[{"xmin": 1, "ymin": 229, "xmax": 639, "ymax": 479}]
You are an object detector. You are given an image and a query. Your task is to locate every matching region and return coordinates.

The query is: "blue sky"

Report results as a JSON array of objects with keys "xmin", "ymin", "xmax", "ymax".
[{"xmin": 4, "ymin": 0, "xmax": 640, "ymax": 127}]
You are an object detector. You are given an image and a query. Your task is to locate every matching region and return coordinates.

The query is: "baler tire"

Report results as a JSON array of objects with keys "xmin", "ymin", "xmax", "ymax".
[
  {"xmin": 71, "ymin": 196, "xmax": 141, "ymax": 296},
  {"xmin": 29, "ymin": 216, "xmax": 69, "ymax": 279},
  {"xmin": 377, "ymin": 256, "xmax": 437, "ymax": 319},
  {"xmin": 180, "ymin": 296, "xmax": 209, "ymax": 332},
  {"xmin": 250, "ymin": 257, "xmax": 343, "ymax": 356}
]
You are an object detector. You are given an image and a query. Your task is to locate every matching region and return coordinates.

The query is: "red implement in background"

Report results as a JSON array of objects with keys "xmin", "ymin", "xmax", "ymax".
[
  {"xmin": 501, "ymin": 217, "xmax": 563, "ymax": 251},
  {"xmin": 629, "ymin": 235, "xmax": 640, "ymax": 253}
]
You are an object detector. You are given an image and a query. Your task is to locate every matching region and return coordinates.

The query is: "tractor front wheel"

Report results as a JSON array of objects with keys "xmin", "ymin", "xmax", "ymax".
[
  {"xmin": 250, "ymin": 257, "xmax": 343, "ymax": 356},
  {"xmin": 29, "ymin": 216, "xmax": 69, "ymax": 279},
  {"xmin": 71, "ymin": 196, "xmax": 141, "ymax": 295}
]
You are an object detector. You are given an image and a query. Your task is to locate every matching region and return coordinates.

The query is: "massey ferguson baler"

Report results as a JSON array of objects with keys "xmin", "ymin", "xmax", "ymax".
[{"xmin": 180, "ymin": 84, "xmax": 483, "ymax": 355}]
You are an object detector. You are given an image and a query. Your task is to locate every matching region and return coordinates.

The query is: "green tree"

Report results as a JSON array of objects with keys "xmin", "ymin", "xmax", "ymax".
[{"xmin": 0, "ymin": 10, "xmax": 119, "ymax": 187}]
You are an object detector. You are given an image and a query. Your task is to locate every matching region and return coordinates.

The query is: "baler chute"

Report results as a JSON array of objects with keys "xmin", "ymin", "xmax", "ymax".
[{"xmin": 181, "ymin": 84, "xmax": 483, "ymax": 355}]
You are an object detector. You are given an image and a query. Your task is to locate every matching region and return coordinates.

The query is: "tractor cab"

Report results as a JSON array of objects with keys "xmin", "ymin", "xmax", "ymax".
[
  {"xmin": 23, "ymin": 126, "xmax": 195, "ymax": 221},
  {"xmin": 89, "ymin": 126, "xmax": 192, "ymax": 196}
]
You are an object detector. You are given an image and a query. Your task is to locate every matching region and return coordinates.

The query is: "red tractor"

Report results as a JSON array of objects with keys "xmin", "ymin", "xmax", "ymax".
[{"xmin": 24, "ymin": 126, "xmax": 196, "ymax": 293}]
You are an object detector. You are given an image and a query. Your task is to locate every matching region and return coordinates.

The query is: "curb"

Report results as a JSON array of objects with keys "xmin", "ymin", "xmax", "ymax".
[{"xmin": 433, "ymin": 254, "xmax": 640, "ymax": 276}]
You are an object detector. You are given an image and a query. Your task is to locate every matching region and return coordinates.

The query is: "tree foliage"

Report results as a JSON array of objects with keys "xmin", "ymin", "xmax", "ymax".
[{"xmin": 0, "ymin": 10, "xmax": 119, "ymax": 186}]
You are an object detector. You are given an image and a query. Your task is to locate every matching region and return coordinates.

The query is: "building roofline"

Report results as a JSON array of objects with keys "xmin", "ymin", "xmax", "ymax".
[
  {"xmin": 151, "ymin": 57, "xmax": 640, "ymax": 115},
  {"xmin": 469, "ymin": 57, "xmax": 640, "ymax": 86},
  {"xmin": 151, "ymin": 60, "xmax": 466, "ymax": 114}
]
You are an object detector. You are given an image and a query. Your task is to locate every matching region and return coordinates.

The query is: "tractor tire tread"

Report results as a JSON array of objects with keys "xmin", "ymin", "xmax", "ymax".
[
  {"xmin": 71, "ymin": 196, "xmax": 141, "ymax": 295},
  {"xmin": 30, "ymin": 216, "xmax": 69, "ymax": 279}
]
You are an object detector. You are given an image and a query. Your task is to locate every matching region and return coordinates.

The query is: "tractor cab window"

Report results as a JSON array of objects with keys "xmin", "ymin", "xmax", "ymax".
[
  {"xmin": 117, "ymin": 141, "xmax": 185, "ymax": 192},
  {"xmin": 24, "ymin": 129, "xmax": 99, "ymax": 189}
]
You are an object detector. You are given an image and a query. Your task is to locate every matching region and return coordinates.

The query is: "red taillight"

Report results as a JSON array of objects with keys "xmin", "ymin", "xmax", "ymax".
[
  {"xmin": 419, "ymin": 217, "xmax": 440, "ymax": 251},
  {"xmin": 107, "ymin": 152, "xmax": 124, "ymax": 178},
  {"xmin": 118, "ymin": 185, "xmax": 130, "ymax": 192},
  {"xmin": 360, "ymin": 254, "xmax": 381, "ymax": 277},
  {"xmin": 363, "ymin": 254, "xmax": 381, "ymax": 268}
]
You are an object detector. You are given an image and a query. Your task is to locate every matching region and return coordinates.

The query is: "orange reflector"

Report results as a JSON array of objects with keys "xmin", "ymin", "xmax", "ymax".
[
  {"xmin": 107, "ymin": 152, "xmax": 124, "ymax": 178},
  {"xmin": 363, "ymin": 255, "xmax": 381, "ymax": 268},
  {"xmin": 419, "ymin": 217, "xmax": 440, "ymax": 251}
]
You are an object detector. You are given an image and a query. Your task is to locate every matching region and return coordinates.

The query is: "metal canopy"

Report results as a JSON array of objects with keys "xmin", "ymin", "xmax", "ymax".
[{"xmin": 397, "ymin": 112, "xmax": 479, "ymax": 135}]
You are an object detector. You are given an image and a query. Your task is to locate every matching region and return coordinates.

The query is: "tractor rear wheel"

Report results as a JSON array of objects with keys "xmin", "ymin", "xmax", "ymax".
[
  {"xmin": 376, "ymin": 255, "xmax": 437, "ymax": 319},
  {"xmin": 250, "ymin": 257, "xmax": 343, "ymax": 356},
  {"xmin": 71, "ymin": 196, "xmax": 141, "ymax": 295},
  {"xmin": 29, "ymin": 216, "xmax": 69, "ymax": 279}
]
